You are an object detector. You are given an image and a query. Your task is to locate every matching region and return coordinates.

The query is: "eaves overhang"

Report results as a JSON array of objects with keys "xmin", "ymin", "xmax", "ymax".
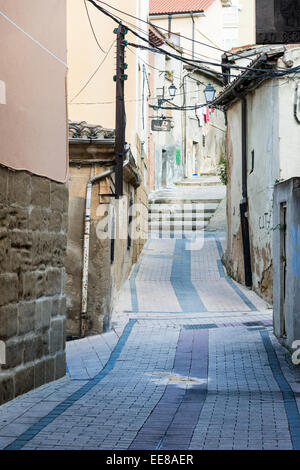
[
  {"xmin": 68, "ymin": 121, "xmax": 141, "ymax": 189},
  {"xmin": 212, "ymin": 50, "xmax": 285, "ymax": 110},
  {"xmin": 183, "ymin": 64, "xmax": 224, "ymax": 84},
  {"xmin": 149, "ymin": 10, "xmax": 204, "ymax": 17}
]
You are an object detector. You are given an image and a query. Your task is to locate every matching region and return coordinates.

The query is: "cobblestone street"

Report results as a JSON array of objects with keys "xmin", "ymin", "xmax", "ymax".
[{"xmin": 1, "ymin": 231, "xmax": 300, "ymax": 451}]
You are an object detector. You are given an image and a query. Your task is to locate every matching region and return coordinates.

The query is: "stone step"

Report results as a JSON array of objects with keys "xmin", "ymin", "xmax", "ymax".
[
  {"xmin": 174, "ymin": 176, "xmax": 222, "ymax": 187},
  {"xmin": 149, "ymin": 220, "xmax": 207, "ymax": 231},
  {"xmin": 149, "ymin": 213, "xmax": 211, "ymax": 222},
  {"xmin": 149, "ymin": 202, "xmax": 220, "ymax": 212},
  {"xmin": 148, "ymin": 229, "xmax": 207, "ymax": 239},
  {"xmin": 148, "ymin": 184, "xmax": 225, "ymax": 238},
  {"xmin": 149, "ymin": 198, "xmax": 223, "ymax": 205}
]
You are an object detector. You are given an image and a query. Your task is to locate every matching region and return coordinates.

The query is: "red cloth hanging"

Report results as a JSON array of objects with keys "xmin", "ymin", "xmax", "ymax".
[{"xmin": 206, "ymin": 106, "xmax": 210, "ymax": 122}]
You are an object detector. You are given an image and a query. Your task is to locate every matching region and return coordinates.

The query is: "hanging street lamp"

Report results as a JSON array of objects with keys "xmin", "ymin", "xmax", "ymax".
[
  {"xmin": 168, "ymin": 83, "xmax": 177, "ymax": 98},
  {"xmin": 204, "ymin": 83, "xmax": 216, "ymax": 104},
  {"xmin": 156, "ymin": 83, "xmax": 178, "ymax": 108}
]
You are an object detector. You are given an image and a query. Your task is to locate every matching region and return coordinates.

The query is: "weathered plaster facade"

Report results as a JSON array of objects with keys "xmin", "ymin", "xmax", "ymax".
[
  {"xmin": 148, "ymin": 36, "xmax": 185, "ymax": 190},
  {"xmin": 184, "ymin": 68, "xmax": 226, "ymax": 177},
  {"xmin": 217, "ymin": 47, "xmax": 300, "ymax": 304},
  {"xmin": 66, "ymin": 123, "xmax": 147, "ymax": 338},
  {"xmin": 148, "ymin": 25, "xmax": 226, "ymax": 190}
]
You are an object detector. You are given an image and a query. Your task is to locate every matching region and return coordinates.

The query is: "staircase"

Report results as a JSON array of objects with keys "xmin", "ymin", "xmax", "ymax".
[{"xmin": 149, "ymin": 176, "xmax": 226, "ymax": 239}]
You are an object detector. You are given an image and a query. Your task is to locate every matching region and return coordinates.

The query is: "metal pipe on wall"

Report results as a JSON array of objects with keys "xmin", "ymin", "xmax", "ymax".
[
  {"xmin": 190, "ymin": 12, "xmax": 195, "ymax": 60},
  {"xmin": 240, "ymin": 96, "xmax": 252, "ymax": 288},
  {"xmin": 294, "ymin": 82, "xmax": 300, "ymax": 125},
  {"xmin": 168, "ymin": 14, "xmax": 172, "ymax": 39},
  {"xmin": 80, "ymin": 153, "xmax": 130, "ymax": 338}
]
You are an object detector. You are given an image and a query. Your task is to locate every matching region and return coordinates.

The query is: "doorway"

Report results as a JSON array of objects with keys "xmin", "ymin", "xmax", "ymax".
[
  {"xmin": 192, "ymin": 142, "xmax": 198, "ymax": 176},
  {"xmin": 162, "ymin": 149, "xmax": 167, "ymax": 187}
]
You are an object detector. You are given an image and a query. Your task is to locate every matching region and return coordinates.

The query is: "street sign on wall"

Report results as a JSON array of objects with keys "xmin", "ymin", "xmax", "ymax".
[
  {"xmin": 256, "ymin": 0, "xmax": 300, "ymax": 44},
  {"xmin": 151, "ymin": 119, "xmax": 172, "ymax": 132}
]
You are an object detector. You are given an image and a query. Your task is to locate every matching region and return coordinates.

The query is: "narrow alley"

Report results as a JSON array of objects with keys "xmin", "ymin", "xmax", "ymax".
[
  {"xmin": 2, "ymin": 0, "xmax": 300, "ymax": 458},
  {"xmin": 0, "ymin": 226, "xmax": 299, "ymax": 451}
]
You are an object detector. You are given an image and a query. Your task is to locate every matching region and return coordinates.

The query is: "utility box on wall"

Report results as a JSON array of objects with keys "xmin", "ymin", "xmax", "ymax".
[{"xmin": 273, "ymin": 177, "xmax": 300, "ymax": 349}]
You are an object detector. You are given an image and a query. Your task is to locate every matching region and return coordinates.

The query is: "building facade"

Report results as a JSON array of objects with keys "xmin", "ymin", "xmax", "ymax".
[
  {"xmin": 0, "ymin": 0, "xmax": 68, "ymax": 405},
  {"xmin": 183, "ymin": 66, "xmax": 226, "ymax": 178},
  {"xmin": 222, "ymin": 0, "xmax": 256, "ymax": 51},
  {"xmin": 148, "ymin": 0, "xmax": 254, "ymax": 185},
  {"xmin": 148, "ymin": 25, "xmax": 185, "ymax": 190},
  {"xmin": 66, "ymin": 122, "xmax": 146, "ymax": 338},
  {"xmin": 214, "ymin": 46, "xmax": 300, "ymax": 307},
  {"xmin": 67, "ymin": 1, "xmax": 150, "ymax": 337},
  {"xmin": 67, "ymin": 0, "xmax": 150, "ymax": 193}
]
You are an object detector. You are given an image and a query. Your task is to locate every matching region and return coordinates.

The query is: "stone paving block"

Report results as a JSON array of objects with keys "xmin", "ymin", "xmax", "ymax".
[{"xmin": 0, "ymin": 232, "xmax": 299, "ymax": 451}]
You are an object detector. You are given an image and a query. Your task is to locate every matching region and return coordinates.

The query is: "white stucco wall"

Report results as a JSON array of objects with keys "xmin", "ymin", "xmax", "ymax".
[
  {"xmin": 247, "ymin": 81, "xmax": 280, "ymax": 299},
  {"xmin": 224, "ymin": 45, "xmax": 300, "ymax": 302},
  {"xmin": 226, "ymin": 78, "xmax": 280, "ymax": 300},
  {"xmin": 278, "ymin": 48, "xmax": 300, "ymax": 180},
  {"xmin": 185, "ymin": 73, "xmax": 226, "ymax": 177},
  {"xmin": 149, "ymin": 41, "xmax": 185, "ymax": 189},
  {"xmin": 226, "ymin": 100, "xmax": 243, "ymax": 275}
]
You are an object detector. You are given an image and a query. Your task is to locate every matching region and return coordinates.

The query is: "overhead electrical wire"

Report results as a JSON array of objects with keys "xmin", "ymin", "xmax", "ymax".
[
  {"xmin": 84, "ymin": 0, "xmax": 107, "ymax": 53},
  {"xmin": 0, "ymin": 8, "xmax": 67, "ymax": 67},
  {"xmin": 87, "ymin": 0, "xmax": 297, "ymax": 80},
  {"xmin": 92, "ymin": 0, "xmax": 253, "ymax": 60},
  {"xmin": 87, "ymin": 0, "xmax": 235, "ymax": 73},
  {"xmin": 69, "ymin": 39, "xmax": 116, "ymax": 103},
  {"xmin": 87, "ymin": 1, "xmax": 232, "ymax": 79},
  {"xmin": 128, "ymin": 42, "xmax": 292, "ymax": 75},
  {"xmin": 69, "ymin": 81, "xmax": 215, "ymax": 106},
  {"xmin": 127, "ymin": 46, "xmax": 185, "ymax": 83},
  {"xmin": 90, "ymin": 0, "xmax": 225, "ymax": 65},
  {"xmin": 72, "ymin": 1, "xmax": 300, "ymax": 111},
  {"xmin": 120, "ymin": 12, "xmax": 226, "ymax": 63}
]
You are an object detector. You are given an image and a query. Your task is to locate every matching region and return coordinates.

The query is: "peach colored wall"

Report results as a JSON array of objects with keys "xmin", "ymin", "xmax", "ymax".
[
  {"xmin": 67, "ymin": 0, "xmax": 149, "ymax": 157},
  {"xmin": 148, "ymin": 43, "xmax": 156, "ymax": 191},
  {"xmin": 0, "ymin": 0, "xmax": 68, "ymax": 183}
]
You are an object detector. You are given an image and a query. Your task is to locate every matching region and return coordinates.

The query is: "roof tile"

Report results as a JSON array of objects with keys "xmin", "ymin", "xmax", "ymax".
[{"xmin": 150, "ymin": 0, "xmax": 215, "ymax": 15}]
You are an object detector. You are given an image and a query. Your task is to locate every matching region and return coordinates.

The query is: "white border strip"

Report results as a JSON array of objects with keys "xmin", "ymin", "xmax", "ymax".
[{"xmin": 0, "ymin": 9, "xmax": 67, "ymax": 67}]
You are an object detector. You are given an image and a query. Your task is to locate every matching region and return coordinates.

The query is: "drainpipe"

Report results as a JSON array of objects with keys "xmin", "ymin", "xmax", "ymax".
[
  {"xmin": 240, "ymin": 96, "xmax": 252, "ymax": 288},
  {"xmin": 168, "ymin": 14, "xmax": 172, "ymax": 39},
  {"xmin": 80, "ymin": 151, "xmax": 130, "ymax": 338},
  {"xmin": 182, "ymin": 73, "xmax": 188, "ymax": 178},
  {"xmin": 294, "ymin": 82, "xmax": 300, "ymax": 125},
  {"xmin": 190, "ymin": 12, "xmax": 195, "ymax": 60}
]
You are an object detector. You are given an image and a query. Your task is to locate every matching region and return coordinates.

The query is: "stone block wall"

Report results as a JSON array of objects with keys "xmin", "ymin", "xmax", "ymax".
[
  {"xmin": 66, "ymin": 138, "xmax": 148, "ymax": 338},
  {"xmin": 133, "ymin": 179, "xmax": 148, "ymax": 264},
  {"xmin": 0, "ymin": 166, "xmax": 68, "ymax": 405}
]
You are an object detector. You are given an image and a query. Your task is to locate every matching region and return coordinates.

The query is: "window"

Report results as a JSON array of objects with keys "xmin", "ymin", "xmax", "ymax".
[
  {"xmin": 223, "ymin": 1, "xmax": 239, "ymax": 25},
  {"xmin": 223, "ymin": 27, "xmax": 239, "ymax": 50},
  {"xmin": 170, "ymin": 32, "xmax": 181, "ymax": 47}
]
